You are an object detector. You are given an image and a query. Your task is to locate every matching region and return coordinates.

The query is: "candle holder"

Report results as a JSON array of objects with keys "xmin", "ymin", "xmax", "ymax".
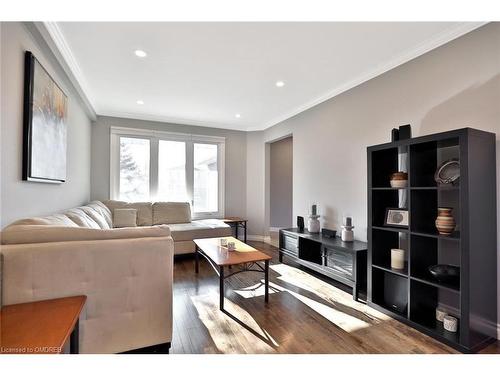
[
  {"xmin": 307, "ymin": 203, "xmax": 320, "ymax": 233},
  {"xmin": 341, "ymin": 216, "xmax": 354, "ymax": 242}
]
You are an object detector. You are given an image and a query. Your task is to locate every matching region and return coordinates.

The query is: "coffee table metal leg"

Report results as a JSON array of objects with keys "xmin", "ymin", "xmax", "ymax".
[
  {"xmin": 219, "ymin": 266, "xmax": 224, "ymax": 310},
  {"xmin": 195, "ymin": 245, "xmax": 199, "ymax": 274},
  {"xmin": 70, "ymin": 319, "xmax": 79, "ymax": 354},
  {"xmin": 264, "ymin": 260, "xmax": 269, "ymax": 303},
  {"xmin": 244, "ymin": 222, "xmax": 247, "ymax": 243}
]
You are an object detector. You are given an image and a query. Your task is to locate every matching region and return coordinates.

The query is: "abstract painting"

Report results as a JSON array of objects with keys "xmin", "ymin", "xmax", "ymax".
[{"xmin": 23, "ymin": 51, "xmax": 67, "ymax": 183}]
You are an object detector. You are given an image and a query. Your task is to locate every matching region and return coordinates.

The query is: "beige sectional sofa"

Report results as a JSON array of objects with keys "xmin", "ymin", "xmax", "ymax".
[
  {"xmin": 102, "ymin": 200, "xmax": 232, "ymax": 255},
  {"xmin": 0, "ymin": 200, "xmax": 231, "ymax": 353}
]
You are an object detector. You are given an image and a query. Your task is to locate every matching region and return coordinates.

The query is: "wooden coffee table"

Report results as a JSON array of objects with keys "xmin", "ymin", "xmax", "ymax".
[
  {"xmin": 194, "ymin": 237, "xmax": 272, "ymax": 310},
  {"xmin": 0, "ymin": 296, "xmax": 86, "ymax": 354}
]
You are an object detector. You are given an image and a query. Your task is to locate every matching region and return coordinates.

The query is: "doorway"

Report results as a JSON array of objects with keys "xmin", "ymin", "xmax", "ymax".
[{"xmin": 269, "ymin": 136, "xmax": 293, "ymax": 245}]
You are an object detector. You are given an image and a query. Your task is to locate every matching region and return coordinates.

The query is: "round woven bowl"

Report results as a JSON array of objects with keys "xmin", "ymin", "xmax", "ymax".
[
  {"xmin": 390, "ymin": 172, "xmax": 408, "ymax": 187},
  {"xmin": 391, "ymin": 172, "xmax": 408, "ymax": 180}
]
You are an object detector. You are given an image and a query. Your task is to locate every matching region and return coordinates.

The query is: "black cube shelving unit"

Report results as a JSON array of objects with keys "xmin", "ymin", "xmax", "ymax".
[{"xmin": 367, "ymin": 128, "xmax": 497, "ymax": 353}]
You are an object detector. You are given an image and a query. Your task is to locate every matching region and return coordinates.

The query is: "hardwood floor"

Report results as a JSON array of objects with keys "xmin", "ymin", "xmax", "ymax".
[{"xmin": 171, "ymin": 241, "xmax": 499, "ymax": 354}]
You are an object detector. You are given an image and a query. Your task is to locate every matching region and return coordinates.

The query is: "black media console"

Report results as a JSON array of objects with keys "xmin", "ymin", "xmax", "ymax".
[{"xmin": 279, "ymin": 228, "xmax": 368, "ymax": 301}]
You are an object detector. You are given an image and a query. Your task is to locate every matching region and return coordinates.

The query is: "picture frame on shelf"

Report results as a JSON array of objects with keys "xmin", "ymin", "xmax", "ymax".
[{"xmin": 384, "ymin": 208, "xmax": 409, "ymax": 228}]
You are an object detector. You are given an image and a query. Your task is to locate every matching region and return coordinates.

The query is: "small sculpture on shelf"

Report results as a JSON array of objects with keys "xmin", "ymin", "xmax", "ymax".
[
  {"xmin": 391, "ymin": 128, "xmax": 399, "ymax": 142},
  {"xmin": 398, "ymin": 124, "xmax": 412, "ymax": 140},
  {"xmin": 307, "ymin": 204, "xmax": 320, "ymax": 233},
  {"xmin": 435, "ymin": 207, "xmax": 456, "ymax": 235},
  {"xmin": 297, "ymin": 216, "xmax": 305, "ymax": 232}
]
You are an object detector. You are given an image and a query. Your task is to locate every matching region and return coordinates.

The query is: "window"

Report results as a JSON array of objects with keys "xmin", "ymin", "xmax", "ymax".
[
  {"xmin": 158, "ymin": 140, "xmax": 187, "ymax": 202},
  {"xmin": 194, "ymin": 143, "xmax": 218, "ymax": 213},
  {"xmin": 110, "ymin": 127, "xmax": 225, "ymax": 219},
  {"xmin": 119, "ymin": 137, "xmax": 150, "ymax": 201}
]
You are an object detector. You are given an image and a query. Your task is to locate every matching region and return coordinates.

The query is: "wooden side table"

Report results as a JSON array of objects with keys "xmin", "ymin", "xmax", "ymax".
[
  {"xmin": 223, "ymin": 217, "xmax": 248, "ymax": 243},
  {"xmin": 0, "ymin": 296, "xmax": 86, "ymax": 354}
]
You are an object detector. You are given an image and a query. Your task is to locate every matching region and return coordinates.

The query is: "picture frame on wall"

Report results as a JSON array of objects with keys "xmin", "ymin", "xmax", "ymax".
[
  {"xmin": 23, "ymin": 51, "xmax": 68, "ymax": 183},
  {"xmin": 384, "ymin": 208, "xmax": 409, "ymax": 228}
]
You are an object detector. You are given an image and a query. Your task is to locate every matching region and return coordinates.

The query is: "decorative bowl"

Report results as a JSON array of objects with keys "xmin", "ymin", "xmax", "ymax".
[
  {"xmin": 390, "ymin": 179, "xmax": 408, "ymax": 188},
  {"xmin": 391, "ymin": 172, "xmax": 408, "ymax": 180},
  {"xmin": 434, "ymin": 159, "xmax": 460, "ymax": 185},
  {"xmin": 428, "ymin": 264, "xmax": 460, "ymax": 284},
  {"xmin": 390, "ymin": 172, "xmax": 408, "ymax": 188}
]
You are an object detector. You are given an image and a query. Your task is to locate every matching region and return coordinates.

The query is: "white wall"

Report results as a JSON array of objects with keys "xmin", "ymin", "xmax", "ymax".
[
  {"xmin": 90, "ymin": 116, "xmax": 247, "ymax": 218},
  {"xmin": 0, "ymin": 22, "xmax": 92, "ymax": 227}
]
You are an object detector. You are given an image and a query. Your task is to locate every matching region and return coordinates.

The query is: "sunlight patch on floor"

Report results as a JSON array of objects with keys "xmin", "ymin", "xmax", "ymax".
[
  {"xmin": 270, "ymin": 263, "xmax": 390, "ymax": 322},
  {"xmin": 265, "ymin": 281, "xmax": 372, "ymax": 333},
  {"xmin": 190, "ymin": 292, "xmax": 278, "ymax": 353},
  {"xmin": 233, "ymin": 282, "xmax": 279, "ymax": 298}
]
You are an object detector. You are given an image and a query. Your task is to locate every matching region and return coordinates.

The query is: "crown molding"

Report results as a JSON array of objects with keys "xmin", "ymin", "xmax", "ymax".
[
  {"xmin": 33, "ymin": 22, "xmax": 97, "ymax": 120},
  {"xmin": 99, "ymin": 110, "xmax": 252, "ymax": 132},
  {"xmin": 258, "ymin": 21, "xmax": 488, "ymax": 131}
]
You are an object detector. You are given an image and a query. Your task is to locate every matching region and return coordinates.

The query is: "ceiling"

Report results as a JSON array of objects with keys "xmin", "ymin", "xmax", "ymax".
[{"xmin": 48, "ymin": 22, "xmax": 484, "ymax": 131}]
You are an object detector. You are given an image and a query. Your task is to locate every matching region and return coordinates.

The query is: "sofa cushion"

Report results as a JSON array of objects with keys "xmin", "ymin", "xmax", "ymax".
[
  {"xmin": 81, "ymin": 201, "xmax": 112, "ymax": 229},
  {"xmin": 103, "ymin": 200, "xmax": 153, "ymax": 226},
  {"xmin": 113, "ymin": 209, "xmax": 138, "ymax": 228},
  {"xmin": 7, "ymin": 214, "xmax": 80, "ymax": 228},
  {"xmin": 65, "ymin": 208, "xmax": 102, "ymax": 229},
  {"xmin": 153, "ymin": 202, "xmax": 191, "ymax": 225},
  {"xmin": 168, "ymin": 219, "xmax": 231, "ymax": 242},
  {"xmin": 5, "ymin": 201, "xmax": 113, "ymax": 230}
]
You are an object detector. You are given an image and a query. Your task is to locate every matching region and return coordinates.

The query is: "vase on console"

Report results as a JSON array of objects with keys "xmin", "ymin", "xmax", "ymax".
[{"xmin": 307, "ymin": 203, "xmax": 320, "ymax": 233}]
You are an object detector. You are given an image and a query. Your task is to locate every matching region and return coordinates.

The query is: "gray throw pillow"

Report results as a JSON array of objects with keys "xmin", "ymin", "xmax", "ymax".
[{"xmin": 113, "ymin": 208, "xmax": 138, "ymax": 228}]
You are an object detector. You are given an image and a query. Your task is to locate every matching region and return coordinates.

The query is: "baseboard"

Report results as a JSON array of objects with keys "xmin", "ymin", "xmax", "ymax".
[
  {"xmin": 247, "ymin": 235, "xmax": 266, "ymax": 242},
  {"xmin": 247, "ymin": 234, "xmax": 273, "ymax": 244}
]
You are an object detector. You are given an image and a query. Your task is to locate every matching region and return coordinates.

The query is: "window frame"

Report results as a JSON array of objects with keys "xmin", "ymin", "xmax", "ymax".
[{"xmin": 110, "ymin": 126, "xmax": 225, "ymax": 219}]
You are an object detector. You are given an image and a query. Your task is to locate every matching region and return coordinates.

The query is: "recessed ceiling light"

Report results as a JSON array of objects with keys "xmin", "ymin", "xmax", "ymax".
[
  {"xmin": 136, "ymin": 100, "xmax": 144, "ymax": 105},
  {"xmin": 275, "ymin": 81, "xmax": 285, "ymax": 87},
  {"xmin": 134, "ymin": 50, "xmax": 147, "ymax": 58},
  {"xmin": 235, "ymin": 113, "xmax": 241, "ymax": 118}
]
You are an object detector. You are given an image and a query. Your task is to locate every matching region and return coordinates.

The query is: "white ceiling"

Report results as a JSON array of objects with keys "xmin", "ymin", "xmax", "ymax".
[{"xmin": 50, "ymin": 22, "xmax": 484, "ymax": 131}]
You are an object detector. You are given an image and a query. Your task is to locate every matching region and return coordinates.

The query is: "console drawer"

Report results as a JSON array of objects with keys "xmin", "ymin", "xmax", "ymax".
[
  {"xmin": 324, "ymin": 247, "xmax": 354, "ymax": 279},
  {"xmin": 282, "ymin": 234, "xmax": 299, "ymax": 255}
]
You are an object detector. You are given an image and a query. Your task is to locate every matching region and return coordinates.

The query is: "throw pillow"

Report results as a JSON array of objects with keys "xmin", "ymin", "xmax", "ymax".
[{"xmin": 113, "ymin": 208, "xmax": 137, "ymax": 228}]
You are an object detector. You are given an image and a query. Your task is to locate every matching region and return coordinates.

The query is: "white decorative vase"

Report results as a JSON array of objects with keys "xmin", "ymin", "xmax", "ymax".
[
  {"xmin": 307, "ymin": 215, "xmax": 320, "ymax": 233},
  {"xmin": 341, "ymin": 227, "xmax": 354, "ymax": 242}
]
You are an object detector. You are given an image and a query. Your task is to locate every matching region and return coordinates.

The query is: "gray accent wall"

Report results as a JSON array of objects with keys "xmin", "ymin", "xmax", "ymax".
[
  {"xmin": 0, "ymin": 22, "xmax": 92, "ymax": 228},
  {"xmin": 246, "ymin": 22, "xmax": 500, "ymax": 332},
  {"xmin": 247, "ymin": 22, "xmax": 500, "ymax": 241},
  {"xmin": 270, "ymin": 136, "xmax": 293, "ymax": 228},
  {"xmin": 90, "ymin": 116, "xmax": 247, "ymax": 217}
]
